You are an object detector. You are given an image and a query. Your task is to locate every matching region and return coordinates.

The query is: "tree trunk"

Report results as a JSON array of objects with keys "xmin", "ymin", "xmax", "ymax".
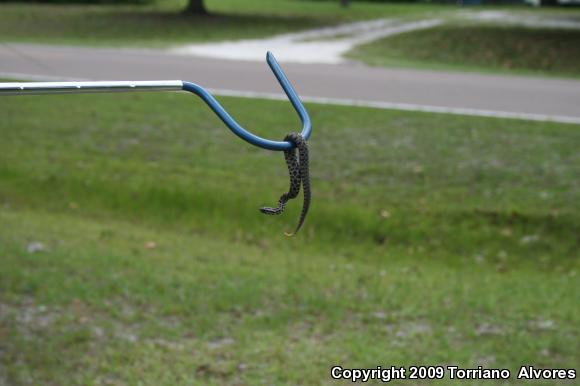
[
  {"xmin": 184, "ymin": 0, "xmax": 208, "ymax": 15},
  {"xmin": 340, "ymin": 0, "xmax": 350, "ymax": 7}
]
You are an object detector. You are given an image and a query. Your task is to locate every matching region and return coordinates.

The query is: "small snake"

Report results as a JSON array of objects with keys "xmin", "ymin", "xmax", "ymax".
[{"xmin": 260, "ymin": 132, "xmax": 310, "ymax": 236}]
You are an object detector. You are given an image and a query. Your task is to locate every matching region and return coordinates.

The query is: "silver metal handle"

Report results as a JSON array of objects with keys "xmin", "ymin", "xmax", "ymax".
[{"xmin": 0, "ymin": 80, "xmax": 184, "ymax": 95}]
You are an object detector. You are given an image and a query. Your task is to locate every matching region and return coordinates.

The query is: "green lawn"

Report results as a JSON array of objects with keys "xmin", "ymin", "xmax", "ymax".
[
  {"xmin": 1, "ymin": 91, "xmax": 579, "ymax": 385},
  {"xmin": 0, "ymin": 0, "xmax": 444, "ymax": 47},
  {"xmin": 348, "ymin": 24, "xmax": 580, "ymax": 78}
]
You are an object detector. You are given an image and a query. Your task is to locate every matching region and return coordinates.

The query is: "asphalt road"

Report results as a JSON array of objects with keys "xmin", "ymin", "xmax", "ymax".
[{"xmin": 1, "ymin": 43, "xmax": 580, "ymax": 123}]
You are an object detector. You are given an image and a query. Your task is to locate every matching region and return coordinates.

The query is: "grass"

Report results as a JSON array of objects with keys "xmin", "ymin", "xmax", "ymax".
[
  {"xmin": 347, "ymin": 24, "xmax": 580, "ymax": 78},
  {"xmin": 1, "ymin": 91, "xmax": 579, "ymax": 385},
  {"xmin": 0, "ymin": 0, "xmax": 445, "ymax": 47}
]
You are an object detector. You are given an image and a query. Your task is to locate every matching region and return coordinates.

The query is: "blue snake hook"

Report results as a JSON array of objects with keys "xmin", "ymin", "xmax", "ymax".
[
  {"xmin": 0, "ymin": 52, "xmax": 311, "ymax": 151},
  {"xmin": 181, "ymin": 52, "xmax": 312, "ymax": 151}
]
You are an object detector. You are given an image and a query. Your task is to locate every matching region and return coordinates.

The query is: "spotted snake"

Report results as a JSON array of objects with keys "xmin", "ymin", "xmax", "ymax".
[{"xmin": 260, "ymin": 132, "xmax": 310, "ymax": 236}]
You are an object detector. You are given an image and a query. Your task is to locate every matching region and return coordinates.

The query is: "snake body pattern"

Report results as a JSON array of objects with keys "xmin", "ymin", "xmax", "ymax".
[{"xmin": 260, "ymin": 132, "xmax": 310, "ymax": 236}]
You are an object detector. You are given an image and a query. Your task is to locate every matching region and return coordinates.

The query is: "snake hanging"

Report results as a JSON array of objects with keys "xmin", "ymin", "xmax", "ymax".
[{"xmin": 260, "ymin": 132, "xmax": 310, "ymax": 236}]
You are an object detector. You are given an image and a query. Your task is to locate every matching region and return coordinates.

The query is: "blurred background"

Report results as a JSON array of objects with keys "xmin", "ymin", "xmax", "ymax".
[{"xmin": 0, "ymin": 1, "xmax": 578, "ymax": 385}]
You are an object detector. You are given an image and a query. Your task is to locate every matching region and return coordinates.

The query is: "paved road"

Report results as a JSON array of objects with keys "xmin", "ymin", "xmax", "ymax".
[{"xmin": 1, "ymin": 43, "xmax": 579, "ymax": 123}]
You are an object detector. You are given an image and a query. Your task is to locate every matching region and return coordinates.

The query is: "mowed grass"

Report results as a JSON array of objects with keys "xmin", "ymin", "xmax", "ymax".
[
  {"xmin": 0, "ymin": 0, "xmax": 444, "ymax": 47},
  {"xmin": 1, "ymin": 91, "xmax": 579, "ymax": 385},
  {"xmin": 348, "ymin": 24, "xmax": 580, "ymax": 78}
]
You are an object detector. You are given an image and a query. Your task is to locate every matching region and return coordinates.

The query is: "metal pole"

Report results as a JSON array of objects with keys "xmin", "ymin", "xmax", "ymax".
[
  {"xmin": 0, "ymin": 52, "xmax": 311, "ymax": 151},
  {"xmin": 0, "ymin": 80, "xmax": 184, "ymax": 96}
]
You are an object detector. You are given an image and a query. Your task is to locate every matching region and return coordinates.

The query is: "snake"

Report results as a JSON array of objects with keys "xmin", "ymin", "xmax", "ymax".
[{"xmin": 260, "ymin": 132, "xmax": 310, "ymax": 236}]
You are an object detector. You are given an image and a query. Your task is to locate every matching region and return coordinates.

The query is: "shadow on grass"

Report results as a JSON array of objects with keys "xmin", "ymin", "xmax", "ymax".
[
  {"xmin": 0, "ymin": 5, "xmax": 329, "ymax": 46},
  {"xmin": 109, "ymin": 10, "xmax": 325, "ymax": 40}
]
